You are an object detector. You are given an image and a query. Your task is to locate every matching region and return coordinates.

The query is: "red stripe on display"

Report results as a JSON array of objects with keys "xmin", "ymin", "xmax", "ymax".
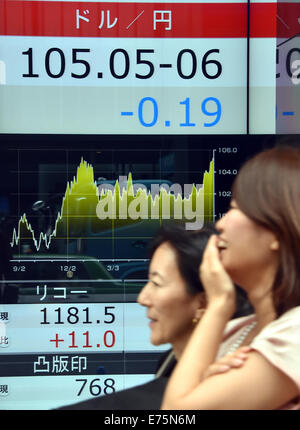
[
  {"xmin": 0, "ymin": 1, "xmax": 279, "ymax": 38},
  {"xmin": 250, "ymin": 3, "xmax": 277, "ymax": 38},
  {"xmin": 0, "ymin": 1, "xmax": 254, "ymax": 38},
  {"xmin": 276, "ymin": 3, "xmax": 300, "ymax": 39}
]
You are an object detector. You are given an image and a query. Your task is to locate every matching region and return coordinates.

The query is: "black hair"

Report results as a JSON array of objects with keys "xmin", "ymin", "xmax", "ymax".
[{"xmin": 148, "ymin": 222, "xmax": 216, "ymax": 295}]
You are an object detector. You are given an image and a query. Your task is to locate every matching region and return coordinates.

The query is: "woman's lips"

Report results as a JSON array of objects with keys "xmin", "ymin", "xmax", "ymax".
[
  {"xmin": 149, "ymin": 320, "xmax": 157, "ymax": 329},
  {"xmin": 148, "ymin": 316, "xmax": 157, "ymax": 327},
  {"xmin": 217, "ymin": 239, "xmax": 228, "ymax": 250}
]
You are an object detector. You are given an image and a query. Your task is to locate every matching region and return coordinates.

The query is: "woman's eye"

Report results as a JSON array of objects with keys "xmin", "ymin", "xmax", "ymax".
[{"xmin": 151, "ymin": 280, "xmax": 161, "ymax": 287}]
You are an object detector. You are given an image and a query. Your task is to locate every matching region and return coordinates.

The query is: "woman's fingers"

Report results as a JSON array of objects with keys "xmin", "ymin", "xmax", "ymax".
[
  {"xmin": 200, "ymin": 235, "xmax": 222, "ymax": 272},
  {"xmin": 199, "ymin": 234, "xmax": 236, "ymax": 313},
  {"xmin": 203, "ymin": 346, "xmax": 252, "ymax": 379},
  {"xmin": 203, "ymin": 364, "xmax": 231, "ymax": 378}
]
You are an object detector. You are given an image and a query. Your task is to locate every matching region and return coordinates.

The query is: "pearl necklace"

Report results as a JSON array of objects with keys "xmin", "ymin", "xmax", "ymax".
[{"xmin": 226, "ymin": 321, "xmax": 257, "ymax": 355}]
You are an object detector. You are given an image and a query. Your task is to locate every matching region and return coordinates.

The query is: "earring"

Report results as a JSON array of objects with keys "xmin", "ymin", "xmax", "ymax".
[
  {"xmin": 270, "ymin": 240, "xmax": 279, "ymax": 251},
  {"xmin": 192, "ymin": 309, "xmax": 205, "ymax": 325}
]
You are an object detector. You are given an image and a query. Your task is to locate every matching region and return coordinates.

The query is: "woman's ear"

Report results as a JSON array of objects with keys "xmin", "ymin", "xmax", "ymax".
[
  {"xmin": 192, "ymin": 293, "xmax": 206, "ymax": 324},
  {"xmin": 199, "ymin": 292, "xmax": 206, "ymax": 308},
  {"xmin": 195, "ymin": 292, "xmax": 206, "ymax": 313},
  {"xmin": 193, "ymin": 308, "xmax": 205, "ymax": 325}
]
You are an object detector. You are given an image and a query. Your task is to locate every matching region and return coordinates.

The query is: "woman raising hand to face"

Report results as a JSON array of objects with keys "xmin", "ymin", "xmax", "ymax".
[
  {"xmin": 199, "ymin": 234, "xmax": 236, "ymax": 318},
  {"xmin": 162, "ymin": 145, "xmax": 300, "ymax": 410}
]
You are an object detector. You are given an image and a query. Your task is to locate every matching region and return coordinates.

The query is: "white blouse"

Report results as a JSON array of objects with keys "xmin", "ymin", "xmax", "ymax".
[{"xmin": 217, "ymin": 306, "xmax": 300, "ymax": 410}]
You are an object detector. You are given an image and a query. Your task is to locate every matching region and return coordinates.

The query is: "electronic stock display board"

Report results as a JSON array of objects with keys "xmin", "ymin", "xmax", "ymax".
[{"xmin": 0, "ymin": 0, "xmax": 299, "ymax": 410}]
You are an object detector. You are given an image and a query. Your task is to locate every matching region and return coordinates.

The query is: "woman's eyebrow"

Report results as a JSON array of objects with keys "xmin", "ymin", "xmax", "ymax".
[{"xmin": 148, "ymin": 270, "xmax": 165, "ymax": 281}]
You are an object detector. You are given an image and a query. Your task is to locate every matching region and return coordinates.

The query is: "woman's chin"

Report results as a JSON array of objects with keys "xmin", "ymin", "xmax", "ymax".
[
  {"xmin": 150, "ymin": 332, "xmax": 164, "ymax": 347},
  {"xmin": 150, "ymin": 337, "xmax": 161, "ymax": 346}
]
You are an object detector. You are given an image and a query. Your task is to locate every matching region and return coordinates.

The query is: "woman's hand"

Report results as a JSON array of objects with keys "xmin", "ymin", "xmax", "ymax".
[
  {"xmin": 203, "ymin": 346, "xmax": 252, "ymax": 379},
  {"xmin": 199, "ymin": 234, "xmax": 236, "ymax": 317}
]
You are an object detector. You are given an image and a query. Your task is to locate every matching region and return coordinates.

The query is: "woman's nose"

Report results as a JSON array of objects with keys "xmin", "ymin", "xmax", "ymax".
[
  {"xmin": 137, "ymin": 281, "xmax": 151, "ymax": 307},
  {"xmin": 215, "ymin": 212, "xmax": 226, "ymax": 232}
]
